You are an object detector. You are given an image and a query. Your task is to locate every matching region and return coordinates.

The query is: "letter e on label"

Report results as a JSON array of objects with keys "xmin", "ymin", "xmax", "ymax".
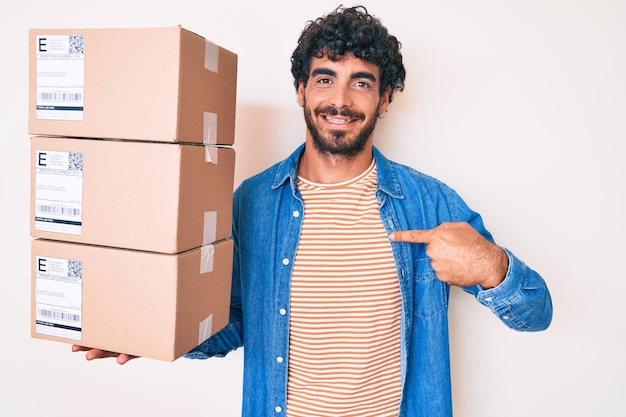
[
  {"xmin": 37, "ymin": 151, "xmax": 47, "ymax": 167},
  {"xmin": 38, "ymin": 37, "xmax": 48, "ymax": 52},
  {"xmin": 37, "ymin": 257, "xmax": 48, "ymax": 273}
]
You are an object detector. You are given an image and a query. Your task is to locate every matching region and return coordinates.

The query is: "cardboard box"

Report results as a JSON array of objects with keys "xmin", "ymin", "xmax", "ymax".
[
  {"xmin": 28, "ymin": 26, "xmax": 237, "ymax": 145},
  {"xmin": 30, "ymin": 136, "xmax": 235, "ymax": 254},
  {"xmin": 31, "ymin": 238, "xmax": 233, "ymax": 361}
]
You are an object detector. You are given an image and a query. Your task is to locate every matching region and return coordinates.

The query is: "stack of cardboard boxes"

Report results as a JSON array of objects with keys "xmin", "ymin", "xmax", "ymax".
[{"xmin": 28, "ymin": 26, "xmax": 238, "ymax": 361}]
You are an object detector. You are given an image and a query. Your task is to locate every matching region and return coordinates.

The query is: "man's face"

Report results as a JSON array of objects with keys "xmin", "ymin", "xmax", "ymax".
[{"xmin": 298, "ymin": 54, "xmax": 390, "ymax": 159}]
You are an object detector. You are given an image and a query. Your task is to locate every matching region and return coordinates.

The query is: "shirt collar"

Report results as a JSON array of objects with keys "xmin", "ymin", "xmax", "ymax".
[{"xmin": 271, "ymin": 143, "xmax": 404, "ymax": 200}]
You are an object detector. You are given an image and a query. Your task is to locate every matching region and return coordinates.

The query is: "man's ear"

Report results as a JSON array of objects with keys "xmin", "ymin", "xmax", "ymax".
[
  {"xmin": 297, "ymin": 81, "xmax": 305, "ymax": 107},
  {"xmin": 378, "ymin": 86, "xmax": 391, "ymax": 115}
]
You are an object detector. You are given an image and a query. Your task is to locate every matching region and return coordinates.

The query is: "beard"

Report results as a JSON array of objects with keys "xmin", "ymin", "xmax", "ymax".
[{"xmin": 303, "ymin": 100, "xmax": 379, "ymax": 159}]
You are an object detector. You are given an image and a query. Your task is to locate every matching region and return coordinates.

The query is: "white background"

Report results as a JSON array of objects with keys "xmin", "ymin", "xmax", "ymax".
[{"xmin": 1, "ymin": 0, "xmax": 624, "ymax": 416}]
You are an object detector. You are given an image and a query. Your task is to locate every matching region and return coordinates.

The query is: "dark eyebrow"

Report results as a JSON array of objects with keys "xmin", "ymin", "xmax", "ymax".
[
  {"xmin": 310, "ymin": 68, "xmax": 377, "ymax": 83},
  {"xmin": 311, "ymin": 68, "xmax": 336, "ymax": 77},
  {"xmin": 352, "ymin": 71, "xmax": 377, "ymax": 83}
]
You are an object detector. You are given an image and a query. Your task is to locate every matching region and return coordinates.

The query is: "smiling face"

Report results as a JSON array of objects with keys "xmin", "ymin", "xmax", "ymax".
[{"xmin": 298, "ymin": 54, "xmax": 390, "ymax": 160}]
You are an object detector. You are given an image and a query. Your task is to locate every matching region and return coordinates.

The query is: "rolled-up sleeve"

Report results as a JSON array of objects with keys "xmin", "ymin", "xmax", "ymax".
[{"xmin": 464, "ymin": 248, "xmax": 553, "ymax": 331}]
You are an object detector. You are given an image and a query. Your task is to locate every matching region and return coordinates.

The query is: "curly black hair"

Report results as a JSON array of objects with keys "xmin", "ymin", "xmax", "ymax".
[{"xmin": 290, "ymin": 5, "xmax": 406, "ymax": 103}]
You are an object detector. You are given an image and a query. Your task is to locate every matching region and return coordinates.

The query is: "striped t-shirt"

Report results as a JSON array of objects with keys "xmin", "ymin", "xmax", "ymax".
[{"xmin": 286, "ymin": 160, "xmax": 402, "ymax": 417}]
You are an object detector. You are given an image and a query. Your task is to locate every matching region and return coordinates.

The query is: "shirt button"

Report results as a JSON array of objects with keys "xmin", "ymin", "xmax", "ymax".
[
  {"xmin": 503, "ymin": 315, "xmax": 509, "ymax": 320},
  {"xmin": 276, "ymin": 356, "xmax": 284, "ymax": 363},
  {"xmin": 292, "ymin": 210, "xmax": 300, "ymax": 218},
  {"xmin": 484, "ymin": 296, "xmax": 494, "ymax": 302},
  {"xmin": 282, "ymin": 258, "xmax": 289, "ymax": 265},
  {"xmin": 279, "ymin": 308, "xmax": 286, "ymax": 315},
  {"xmin": 275, "ymin": 406, "xmax": 283, "ymax": 413}
]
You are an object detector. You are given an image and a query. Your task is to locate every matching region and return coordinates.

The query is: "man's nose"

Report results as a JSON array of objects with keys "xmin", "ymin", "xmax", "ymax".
[{"xmin": 329, "ymin": 84, "xmax": 352, "ymax": 109}]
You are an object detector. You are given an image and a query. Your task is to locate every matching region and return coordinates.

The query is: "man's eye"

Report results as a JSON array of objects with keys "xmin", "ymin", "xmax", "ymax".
[
  {"xmin": 315, "ymin": 77, "xmax": 332, "ymax": 84},
  {"xmin": 355, "ymin": 81, "xmax": 371, "ymax": 89}
]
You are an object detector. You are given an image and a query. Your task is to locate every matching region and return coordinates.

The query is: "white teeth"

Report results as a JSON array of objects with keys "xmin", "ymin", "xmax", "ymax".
[{"xmin": 326, "ymin": 116, "xmax": 350, "ymax": 124}]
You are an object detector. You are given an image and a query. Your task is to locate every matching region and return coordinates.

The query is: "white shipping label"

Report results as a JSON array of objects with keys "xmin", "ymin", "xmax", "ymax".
[
  {"xmin": 35, "ymin": 34, "xmax": 85, "ymax": 121},
  {"xmin": 34, "ymin": 149, "xmax": 84, "ymax": 235},
  {"xmin": 35, "ymin": 256, "xmax": 83, "ymax": 341}
]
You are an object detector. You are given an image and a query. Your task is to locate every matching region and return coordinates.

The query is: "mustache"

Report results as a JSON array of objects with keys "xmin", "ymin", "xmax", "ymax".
[{"xmin": 314, "ymin": 106, "xmax": 365, "ymax": 120}]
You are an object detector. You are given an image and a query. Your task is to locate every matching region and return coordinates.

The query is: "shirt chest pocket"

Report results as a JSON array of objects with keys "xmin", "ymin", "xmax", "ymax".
[{"xmin": 414, "ymin": 257, "xmax": 448, "ymax": 319}]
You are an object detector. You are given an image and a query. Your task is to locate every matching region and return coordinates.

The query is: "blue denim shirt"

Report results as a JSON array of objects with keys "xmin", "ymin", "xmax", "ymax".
[{"xmin": 186, "ymin": 144, "xmax": 553, "ymax": 417}]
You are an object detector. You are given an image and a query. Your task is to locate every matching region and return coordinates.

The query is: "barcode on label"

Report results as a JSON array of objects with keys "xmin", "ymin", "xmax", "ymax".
[
  {"xmin": 68, "ymin": 152, "xmax": 83, "ymax": 171},
  {"xmin": 68, "ymin": 34, "xmax": 84, "ymax": 54},
  {"xmin": 36, "ymin": 205, "xmax": 81, "ymax": 216},
  {"xmin": 68, "ymin": 260, "xmax": 82, "ymax": 278},
  {"xmin": 38, "ymin": 92, "xmax": 83, "ymax": 102},
  {"xmin": 38, "ymin": 308, "xmax": 81, "ymax": 322}
]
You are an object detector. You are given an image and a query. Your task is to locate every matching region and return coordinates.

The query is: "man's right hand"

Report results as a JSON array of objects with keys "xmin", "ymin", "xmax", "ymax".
[{"xmin": 71, "ymin": 345, "xmax": 137, "ymax": 365}]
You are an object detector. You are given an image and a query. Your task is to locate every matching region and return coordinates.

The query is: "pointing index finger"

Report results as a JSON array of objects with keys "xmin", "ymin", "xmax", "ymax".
[{"xmin": 389, "ymin": 229, "xmax": 432, "ymax": 243}]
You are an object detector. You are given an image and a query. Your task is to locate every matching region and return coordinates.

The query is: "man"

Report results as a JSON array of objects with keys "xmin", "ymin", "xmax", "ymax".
[{"xmin": 74, "ymin": 5, "xmax": 552, "ymax": 417}]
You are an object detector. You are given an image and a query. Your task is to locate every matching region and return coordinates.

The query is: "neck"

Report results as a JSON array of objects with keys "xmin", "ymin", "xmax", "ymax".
[{"xmin": 298, "ymin": 142, "xmax": 374, "ymax": 184}]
